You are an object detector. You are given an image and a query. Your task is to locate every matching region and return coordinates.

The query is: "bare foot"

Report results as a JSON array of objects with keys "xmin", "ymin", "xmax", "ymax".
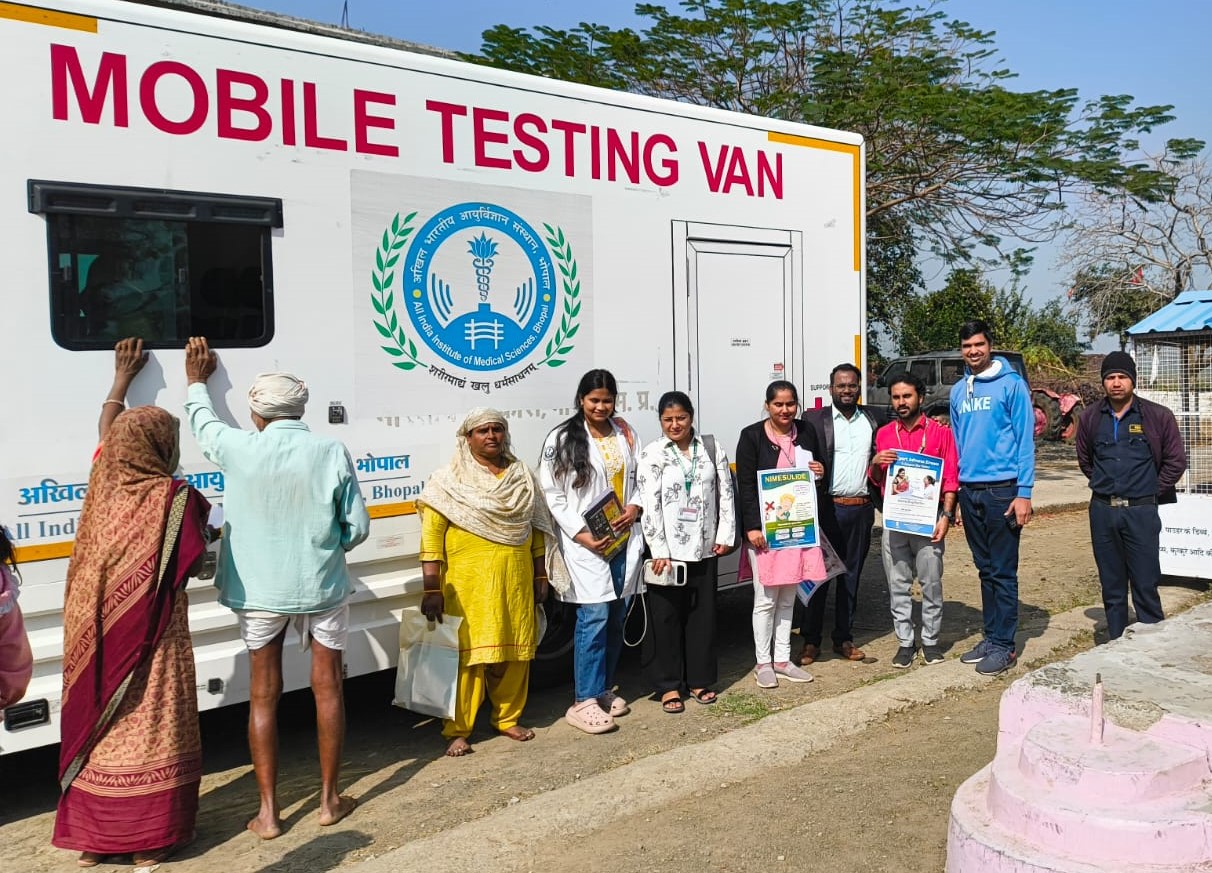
[
  {"xmin": 246, "ymin": 814, "xmax": 283, "ymax": 840},
  {"xmin": 77, "ymin": 851, "xmax": 104, "ymax": 868},
  {"xmin": 445, "ymin": 736, "xmax": 473, "ymax": 756},
  {"xmin": 318, "ymin": 794, "xmax": 357, "ymax": 827},
  {"xmin": 498, "ymin": 726, "xmax": 535, "ymax": 742}
]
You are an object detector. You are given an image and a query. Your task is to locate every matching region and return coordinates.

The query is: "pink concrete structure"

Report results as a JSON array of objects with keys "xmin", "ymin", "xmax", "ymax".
[{"xmin": 947, "ymin": 605, "xmax": 1212, "ymax": 872}]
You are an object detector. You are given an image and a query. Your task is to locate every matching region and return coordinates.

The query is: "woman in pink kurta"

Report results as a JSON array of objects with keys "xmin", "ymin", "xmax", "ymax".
[{"xmin": 734, "ymin": 381, "xmax": 839, "ymax": 689}]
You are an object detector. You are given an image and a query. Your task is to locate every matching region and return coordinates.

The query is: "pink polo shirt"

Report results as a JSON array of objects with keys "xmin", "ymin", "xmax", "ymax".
[{"xmin": 870, "ymin": 416, "xmax": 959, "ymax": 499}]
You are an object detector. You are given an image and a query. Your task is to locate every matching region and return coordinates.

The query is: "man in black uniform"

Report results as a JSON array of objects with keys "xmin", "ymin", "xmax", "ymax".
[{"xmin": 1075, "ymin": 351, "xmax": 1187, "ymax": 640}]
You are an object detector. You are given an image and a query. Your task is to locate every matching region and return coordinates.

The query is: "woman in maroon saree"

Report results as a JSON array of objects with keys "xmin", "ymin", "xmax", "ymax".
[{"xmin": 52, "ymin": 403, "xmax": 210, "ymax": 868}]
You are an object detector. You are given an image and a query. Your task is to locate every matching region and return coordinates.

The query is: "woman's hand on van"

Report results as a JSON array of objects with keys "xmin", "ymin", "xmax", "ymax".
[{"xmin": 113, "ymin": 337, "xmax": 148, "ymax": 382}]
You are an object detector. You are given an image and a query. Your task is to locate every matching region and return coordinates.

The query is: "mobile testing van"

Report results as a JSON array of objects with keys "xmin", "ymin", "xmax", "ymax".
[{"xmin": 0, "ymin": 0, "xmax": 866, "ymax": 753}]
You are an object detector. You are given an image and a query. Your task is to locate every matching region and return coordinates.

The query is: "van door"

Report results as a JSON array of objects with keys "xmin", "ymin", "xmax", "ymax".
[
  {"xmin": 672, "ymin": 222, "xmax": 803, "ymax": 587},
  {"xmin": 672, "ymin": 222, "xmax": 803, "ymax": 447}
]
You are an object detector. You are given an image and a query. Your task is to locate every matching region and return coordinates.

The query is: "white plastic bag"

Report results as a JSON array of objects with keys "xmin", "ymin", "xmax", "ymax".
[{"xmin": 393, "ymin": 606, "xmax": 462, "ymax": 720}]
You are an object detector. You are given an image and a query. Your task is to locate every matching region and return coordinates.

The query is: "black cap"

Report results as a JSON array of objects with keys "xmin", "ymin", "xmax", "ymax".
[{"xmin": 1101, "ymin": 351, "xmax": 1137, "ymax": 384}]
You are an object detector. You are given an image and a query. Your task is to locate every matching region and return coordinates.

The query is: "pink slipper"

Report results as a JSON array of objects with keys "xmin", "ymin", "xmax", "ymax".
[{"xmin": 566, "ymin": 699, "xmax": 616, "ymax": 734}]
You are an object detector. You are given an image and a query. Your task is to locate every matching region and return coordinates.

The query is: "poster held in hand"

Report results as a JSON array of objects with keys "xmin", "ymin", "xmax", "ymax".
[
  {"xmin": 583, "ymin": 489, "xmax": 630, "ymax": 559},
  {"xmin": 757, "ymin": 468, "xmax": 819, "ymax": 550},
  {"xmin": 882, "ymin": 450, "xmax": 945, "ymax": 536}
]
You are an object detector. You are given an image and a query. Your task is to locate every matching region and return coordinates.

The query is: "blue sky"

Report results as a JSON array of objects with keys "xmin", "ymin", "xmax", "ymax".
[{"xmin": 236, "ymin": 0, "xmax": 1210, "ymax": 340}]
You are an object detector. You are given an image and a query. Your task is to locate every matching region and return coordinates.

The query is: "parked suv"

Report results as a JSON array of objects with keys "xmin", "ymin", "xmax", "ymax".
[
  {"xmin": 867, "ymin": 350, "xmax": 1083, "ymax": 440},
  {"xmin": 868, "ymin": 350, "xmax": 1028, "ymax": 427}
]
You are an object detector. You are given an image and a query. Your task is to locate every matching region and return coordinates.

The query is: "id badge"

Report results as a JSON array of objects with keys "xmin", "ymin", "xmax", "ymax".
[{"xmin": 678, "ymin": 505, "xmax": 700, "ymax": 523}]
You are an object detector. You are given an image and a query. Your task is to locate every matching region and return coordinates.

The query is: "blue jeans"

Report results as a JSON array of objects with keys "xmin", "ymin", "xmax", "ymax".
[
  {"xmin": 959, "ymin": 485, "xmax": 1021, "ymax": 652},
  {"xmin": 572, "ymin": 552, "xmax": 627, "ymax": 702}
]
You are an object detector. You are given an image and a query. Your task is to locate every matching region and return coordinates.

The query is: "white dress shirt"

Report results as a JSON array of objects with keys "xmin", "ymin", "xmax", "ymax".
[{"xmin": 830, "ymin": 406, "xmax": 873, "ymax": 497}]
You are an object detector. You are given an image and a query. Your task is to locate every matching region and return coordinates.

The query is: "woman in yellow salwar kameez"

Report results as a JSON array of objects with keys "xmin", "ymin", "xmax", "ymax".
[{"xmin": 417, "ymin": 408, "xmax": 564, "ymax": 757}]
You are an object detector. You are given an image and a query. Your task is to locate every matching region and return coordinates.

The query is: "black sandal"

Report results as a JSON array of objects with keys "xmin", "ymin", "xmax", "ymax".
[{"xmin": 688, "ymin": 688, "xmax": 718, "ymax": 705}]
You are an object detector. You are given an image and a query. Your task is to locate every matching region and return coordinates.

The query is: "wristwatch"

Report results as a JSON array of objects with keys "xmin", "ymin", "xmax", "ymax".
[{"xmin": 941, "ymin": 509, "xmax": 956, "ymax": 522}]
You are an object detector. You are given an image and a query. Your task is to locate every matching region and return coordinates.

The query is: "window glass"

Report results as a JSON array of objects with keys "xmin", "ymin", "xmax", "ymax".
[
  {"xmin": 48, "ymin": 215, "xmax": 271, "ymax": 349},
  {"xmin": 880, "ymin": 363, "xmax": 908, "ymax": 387},
  {"xmin": 31, "ymin": 181, "xmax": 280, "ymax": 351},
  {"xmin": 940, "ymin": 358, "xmax": 965, "ymax": 385},
  {"xmin": 909, "ymin": 359, "xmax": 937, "ymax": 385}
]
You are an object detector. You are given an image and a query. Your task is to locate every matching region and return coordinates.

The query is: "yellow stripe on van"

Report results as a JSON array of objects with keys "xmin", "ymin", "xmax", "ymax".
[
  {"xmin": 855, "ymin": 334, "xmax": 862, "ymax": 369},
  {"xmin": 13, "ymin": 540, "xmax": 74, "ymax": 563},
  {"xmin": 368, "ymin": 501, "xmax": 418, "ymax": 520},
  {"xmin": 0, "ymin": 2, "xmax": 97, "ymax": 31},
  {"xmin": 767, "ymin": 132, "xmax": 862, "ymax": 273}
]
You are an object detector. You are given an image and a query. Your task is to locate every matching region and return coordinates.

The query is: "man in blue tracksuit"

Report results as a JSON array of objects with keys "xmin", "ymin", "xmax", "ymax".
[{"xmin": 949, "ymin": 320, "xmax": 1035, "ymax": 675}]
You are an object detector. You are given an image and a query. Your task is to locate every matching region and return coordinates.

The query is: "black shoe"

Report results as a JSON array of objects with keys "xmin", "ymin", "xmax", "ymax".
[
  {"xmin": 892, "ymin": 645, "xmax": 916, "ymax": 669},
  {"xmin": 921, "ymin": 645, "xmax": 944, "ymax": 665}
]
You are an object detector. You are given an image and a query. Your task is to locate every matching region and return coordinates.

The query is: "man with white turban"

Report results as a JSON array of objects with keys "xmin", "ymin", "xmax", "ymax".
[{"xmin": 183, "ymin": 337, "xmax": 369, "ymax": 840}]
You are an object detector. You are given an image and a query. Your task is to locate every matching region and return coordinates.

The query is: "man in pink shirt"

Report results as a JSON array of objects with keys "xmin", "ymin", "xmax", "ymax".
[{"xmin": 869, "ymin": 373, "xmax": 959, "ymax": 668}]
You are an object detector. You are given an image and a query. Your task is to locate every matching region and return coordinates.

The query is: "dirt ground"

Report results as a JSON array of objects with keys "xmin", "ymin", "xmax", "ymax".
[
  {"xmin": 0, "ymin": 496, "xmax": 1123, "ymax": 873},
  {"xmin": 521, "ymin": 681, "xmax": 1008, "ymax": 873}
]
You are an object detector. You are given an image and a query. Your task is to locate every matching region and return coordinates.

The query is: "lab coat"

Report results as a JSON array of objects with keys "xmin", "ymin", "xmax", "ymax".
[{"xmin": 538, "ymin": 419, "xmax": 645, "ymax": 604}]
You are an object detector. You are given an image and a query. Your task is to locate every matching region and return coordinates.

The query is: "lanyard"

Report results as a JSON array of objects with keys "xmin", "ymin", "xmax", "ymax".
[
  {"xmin": 668, "ymin": 440, "xmax": 698, "ymax": 495},
  {"xmin": 895, "ymin": 419, "xmax": 929, "ymax": 453}
]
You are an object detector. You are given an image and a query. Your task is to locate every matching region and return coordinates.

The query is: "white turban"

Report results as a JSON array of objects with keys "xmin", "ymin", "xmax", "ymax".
[{"xmin": 247, "ymin": 372, "xmax": 309, "ymax": 419}]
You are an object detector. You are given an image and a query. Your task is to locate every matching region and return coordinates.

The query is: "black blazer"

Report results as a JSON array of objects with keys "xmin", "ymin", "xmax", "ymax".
[
  {"xmin": 734, "ymin": 420, "xmax": 825, "ymax": 536},
  {"xmin": 800, "ymin": 405, "xmax": 884, "ymax": 508}
]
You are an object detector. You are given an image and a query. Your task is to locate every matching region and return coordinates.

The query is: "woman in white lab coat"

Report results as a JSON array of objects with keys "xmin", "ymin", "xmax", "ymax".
[{"xmin": 538, "ymin": 369, "xmax": 645, "ymax": 735}]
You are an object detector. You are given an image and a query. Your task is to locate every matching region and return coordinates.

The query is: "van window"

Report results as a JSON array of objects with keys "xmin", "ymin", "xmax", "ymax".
[{"xmin": 29, "ymin": 181, "xmax": 282, "ymax": 350}]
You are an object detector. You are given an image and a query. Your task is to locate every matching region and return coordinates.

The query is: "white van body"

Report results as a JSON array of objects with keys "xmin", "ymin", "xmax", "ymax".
[{"xmin": 0, "ymin": 0, "xmax": 865, "ymax": 753}]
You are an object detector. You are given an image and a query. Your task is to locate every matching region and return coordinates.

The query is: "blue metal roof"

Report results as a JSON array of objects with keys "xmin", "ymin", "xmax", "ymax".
[{"xmin": 1127, "ymin": 290, "xmax": 1212, "ymax": 335}]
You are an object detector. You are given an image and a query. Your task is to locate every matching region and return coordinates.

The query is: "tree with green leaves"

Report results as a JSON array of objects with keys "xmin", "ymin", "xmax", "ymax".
[
  {"xmin": 898, "ymin": 269, "xmax": 993, "ymax": 355},
  {"xmin": 897, "ymin": 269, "xmax": 1086, "ymax": 368},
  {"xmin": 472, "ymin": 0, "xmax": 1194, "ymax": 343}
]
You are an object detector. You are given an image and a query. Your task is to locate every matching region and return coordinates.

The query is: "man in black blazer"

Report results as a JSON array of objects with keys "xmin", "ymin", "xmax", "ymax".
[{"xmin": 799, "ymin": 363, "xmax": 883, "ymax": 664}]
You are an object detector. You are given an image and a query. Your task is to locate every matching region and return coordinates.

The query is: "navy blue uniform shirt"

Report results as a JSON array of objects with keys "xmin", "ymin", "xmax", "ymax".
[{"xmin": 1089, "ymin": 398, "xmax": 1158, "ymax": 499}]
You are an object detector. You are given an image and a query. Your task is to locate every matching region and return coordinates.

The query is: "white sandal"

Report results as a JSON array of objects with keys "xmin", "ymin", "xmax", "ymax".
[{"xmin": 565, "ymin": 699, "xmax": 617, "ymax": 734}]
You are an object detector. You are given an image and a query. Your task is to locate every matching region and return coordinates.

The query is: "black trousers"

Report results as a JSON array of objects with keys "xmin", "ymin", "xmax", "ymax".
[
  {"xmin": 1089, "ymin": 499, "xmax": 1165, "ymax": 640},
  {"xmin": 804, "ymin": 501, "xmax": 874, "ymax": 647},
  {"xmin": 641, "ymin": 557, "xmax": 719, "ymax": 693}
]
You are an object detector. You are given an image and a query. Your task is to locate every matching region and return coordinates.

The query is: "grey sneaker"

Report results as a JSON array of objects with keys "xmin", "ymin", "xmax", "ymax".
[
  {"xmin": 754, "ymin": 663, "xmax": 778, "ymax": 688},
  {"xmin": 773, "ymin": 661, "xmax": 814, "ymax": 683},
  {"xmin": 921, "ymin": 645, "xmax": 945, "ymax": 665},
  {"xmin": 975, "ymin": 647, "xmax": 1017, "ymax": 676},
  {"xmin": 960, "ymin": 639, "xmax": 993, "ymax": 664}
]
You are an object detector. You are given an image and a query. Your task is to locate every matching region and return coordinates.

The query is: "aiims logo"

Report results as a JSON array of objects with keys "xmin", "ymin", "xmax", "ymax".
[{"xmin": 370, "ymin": 202, "xmax": 581, "ymax": 378}]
